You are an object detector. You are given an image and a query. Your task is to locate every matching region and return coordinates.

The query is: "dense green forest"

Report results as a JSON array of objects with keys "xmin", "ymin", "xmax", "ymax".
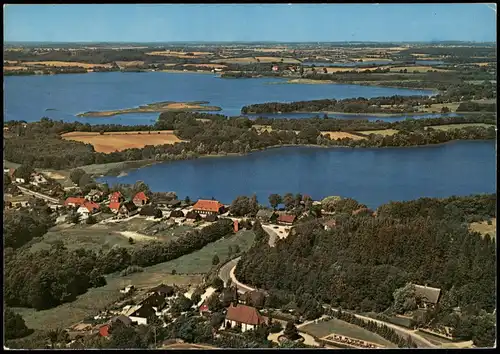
[
  {"xmin": 4, "ymin": 218, "xmax": 233, "ymax": 310},
  {"xmin": 235, "ymin": 194, "xmax": 496, "ymax": 346},
  {"xmin": 3, "ymin": 111, "xmax": 496, "ymax": 171}
]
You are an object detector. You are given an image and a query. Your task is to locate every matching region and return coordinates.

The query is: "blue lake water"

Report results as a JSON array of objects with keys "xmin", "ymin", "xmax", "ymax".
[
  {"xmin": 98, "ymin": 140, "xmax": 496, "ymax": 209},
  {"xmin": 4, "ymin": 71, "xmax": 435, "ymax": 125}
]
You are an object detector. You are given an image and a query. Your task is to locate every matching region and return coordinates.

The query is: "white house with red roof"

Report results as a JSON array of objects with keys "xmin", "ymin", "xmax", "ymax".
[
  {"xmin": 64, "ymin": 197, "xmax": 86, "ymax": 208},
  {"xmin": 77, "ymin": 201, "xmax": 100, "ymax": 219},
  {"xmin": 109, "ymin": 191, "xmax": 123, "ymax": 204},
  {"xmin": 220, "ymin": 304, "xmax": 268, "ymax": 332}
]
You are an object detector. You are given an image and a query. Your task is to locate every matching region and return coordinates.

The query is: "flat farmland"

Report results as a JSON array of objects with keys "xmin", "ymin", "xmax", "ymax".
[
  {"xmin": 212, "ymin": 56, "xmax": 300, "ymax": 64},
  {"xmin": 416, "ymin": 102, "xmax": 462, "ymax": 113},
  {"xmin": 320, "ymin": 131, "xmax": 367, "ymax": 140},
  {"xmin": 469, "ymin": 218, "xmax": 496, "ymax": 239},
  {"xmin": 426, "ymin": 123, "xmax": 495, "ymax": 131},
  {"xmin": 146, "ymin": 50, "xmax": 211, "ymax": 57},
  {"xmin": 21, "ymin": 61, "xmax": 113, "ymax": 68},
  {"xmin": 357, "ymin": 129, "xmax": 400, "ymax": 136},
  {"xmin": 388, "ymin": 66, "xmax": 449, "ymax": 72},
  {"xmin": 61, "ymin": 130, "xmax": 183, "ymax": 153},
  {"xmin": 300, "ymin": 318, "xmax": 396, "ymax": 347}
]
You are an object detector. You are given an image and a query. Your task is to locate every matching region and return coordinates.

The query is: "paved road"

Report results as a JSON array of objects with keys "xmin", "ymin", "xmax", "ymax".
[
  {"xmin": 217, "ymin": 226, "xmax": 437, "ymax": 348},
  {"xmin": 17, "ymin": 186, "xmax": 62, "ymax": 204}
]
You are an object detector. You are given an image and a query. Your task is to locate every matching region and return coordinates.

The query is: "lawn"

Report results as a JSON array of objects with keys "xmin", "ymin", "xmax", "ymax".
[
  {"xmin": 425, "ymin": 123, "xmax": 495, "ymax": 131},
  {"xmin": 469, "ymin": 218, "xmax": 496, "ymax": 239},
  {"xmin": 320, "ymin": 131, "xmax": 366, "ymax": 140},
  {"xmin": 300, "ymin": 318, "xmax": 396, "ymax": 347},
  {"xmin": 357, "ymin": 129, "xmax": 400, "ymax": 136},
  {"xmin": 415, "ymin": 330, "xmax": 456, "ymax": 346}
]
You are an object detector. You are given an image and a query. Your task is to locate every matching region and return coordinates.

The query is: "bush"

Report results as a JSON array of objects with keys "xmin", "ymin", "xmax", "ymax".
[
  {"xmin": 171, "ymin": 269, "xmax": 177, "ymax": 275},
  {"xmin": 86, "ymin": 215, "xmax": 97, "ymax": 224},
  {"xmin": 268, "ymin": 321, "xmax": 283, "ymax": 333},
  {"xmin": 120, "ymin": 265, "xmax": 144, "ymax": 277}
]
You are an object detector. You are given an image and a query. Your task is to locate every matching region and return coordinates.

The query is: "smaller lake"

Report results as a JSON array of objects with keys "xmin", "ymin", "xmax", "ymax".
[{"xmin": 98, "ymin": 140, "xmax": 496, "ymax": 209}]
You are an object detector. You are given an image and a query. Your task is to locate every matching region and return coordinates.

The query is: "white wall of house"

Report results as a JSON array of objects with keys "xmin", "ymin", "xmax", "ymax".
[
  {"xmin": 220, "ymin": 320, "xmax": 256, "ymax": 333},
  {"xmin": 129, "ymin": 316, "xmax": 147, "ymax": 325},
  {"xmin": 15, "ymin": 178, "xmax": 25, "ymax": 184},
  {"xmin": 77, "ymin": 206, "xmax": 90, "ymax": 219}
]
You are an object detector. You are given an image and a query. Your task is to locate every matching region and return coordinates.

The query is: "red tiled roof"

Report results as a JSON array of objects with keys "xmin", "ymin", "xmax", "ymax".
[
  {"xmin": 277, "ymin": 214, "xmax": 296, "ymax": 223},
  {"xmin": 83, "ymin": 201, "xmax": 100, "ymax": 212},
  {"xmin": 225, "ymin": 304, "xmax": 266, "ymax": 326},
  {"xmin": 199, "ymin": 304, "xmax": 209, "ymax": 312},
  {"xmin": 110, "ymin": 192, "xmax": 122, "ymax": 201},
  {"xmin": 99, "ymin": 325, "xmax": 110, "ymax": 337},
  {"xmin": 133, "ymin": 191, "xmax": 148, "ymax": 201},
  {"xmin": 109, "ymin": 201, "xmax": 121, "ymax": 210},
  {"xmin": 193, "ymin": 199, "xmax": 224, "ymax": 213},
  {"xmin": 64, "ymin": 197, "xmax": 86, "ymax": 206}
]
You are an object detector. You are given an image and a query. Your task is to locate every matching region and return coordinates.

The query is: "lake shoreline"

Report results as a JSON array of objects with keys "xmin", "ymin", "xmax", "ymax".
[{"xmin": 80, "ymin": 139, "xmax": 494, "ymax": 178}]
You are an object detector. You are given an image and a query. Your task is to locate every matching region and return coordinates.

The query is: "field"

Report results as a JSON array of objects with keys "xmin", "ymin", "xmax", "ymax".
[
  {"xmin": 183, "ymin": 63, "xmax": 227, "ymax": 69},
  {"xmin": 415, "ymin": 102, "xmax": 462, "ymax": 113},
  {"xmin": 357, "ymin": 129, "xmax": 400, "ymax": 136},
  {"xmin": 425, "ymin": 123, "xmax": 495, "ymax": 131},
  {"xmin": 300, "ymin": 318, "xmax": 395, "ymax": 347},
  {"xmin": 212, "ymin": 56, "xmax": 301, "ymax": 64},
  {"xmin": 12, "ymin": 272, "xmax": 201, "ymax": 331},
  {"xmin": 469, "ymin": 218, "xmax": 496, "ymax": 239},
  {"xmin": 320, "ymin": 131, "xmax": 367, "ymax": 140},
  {"xmin": 115, "ymin": 60, "xmax": 145, "ymax": 68},
  {"xmin": 29, "ymin": 218, "xmax": 193, "ymax": 253},
  {"xmin": 3, "ymin": 66, "xmax": 28, "ymax": 71},
  {"xmin": 21, "ymin": 61, "xmax": 113, "ymax": 68},
  {"xmin": 61, "ymin": 130, "xmax": 183, "ymax": 153},
  {"xmin": 161, "ymin": 343, "xmax": 218, "ymax": 349},
  {"xmin": 388, "ymin": 66, "xmax": 449, "ymax": 72},
  {"xmin": 11, "ymin": 224, "xmax": 254, "ymax": 330},
  {"xmin": 146, "ymin": 51, "xmax": 211, "ymax": 57}
]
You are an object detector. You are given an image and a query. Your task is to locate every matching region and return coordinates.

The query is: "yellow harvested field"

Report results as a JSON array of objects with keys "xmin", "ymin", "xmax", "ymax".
[
  {"xmin": 184, "ymin": 63, "xmax": 227, "ymax": 68},
  {"xmin": 115, "ymin": 61, "xmax": 145, "ymax": 67},
  {"xmin": 22, "ymin": 61, "xmax": 113, "ymax": 68},
  {"xmin": 389, "ymin": 66, "xmax": 449, "ymax": 72},
  {"xmin": 212, "ymin": 56, "xmax": 300, "ymax": 64},
  {"xmin": 256, "ymin": 48, "xmax": 289, "ymax": 52},
  {"xmin": 61, "ymin": 130, "xmax": 184, "ymax": 153},
  {"xmin": 358, "ymin": 129, "xmax": 400, "ymax": 136},
  {"xmin": 469, "ymin": 218, "xmax": 496, "ymax": 239},
  {"xmin": 426, "ymin": 123, "xmax": 495, "ymax": 131},
  {"xmin": 476, "ymin": 62, "xmax": 492, "ymax": 67},
  {"xmin": 146, "ymin": 51, "xmax": 210, "ymax": 57},
  {"xmin": 321, "ymin": 132, "xmax": 366, "ymax": 140},
  {"xmin": 4, "ymin": 60, "xmax": 19, "ymax": 64},
  {"xmin": 3, "ymin": 66, "xmax": 28, "ymax": 71}
]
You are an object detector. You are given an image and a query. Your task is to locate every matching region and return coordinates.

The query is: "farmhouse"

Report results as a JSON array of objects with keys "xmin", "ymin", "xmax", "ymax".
[
  {"xmin": 119, "ymin": 201, "xmax": 139, "ymax": 218},
  {"xmin": 85, "ymin": 189, "xmax": 104, "ymax": 202},
  {"xmin": 199, "ymin": 303, "xmax": 211, "ymax": 316},
  {"xmin": 77, "ymin": 201, "xmax": 100, "ymax": 219},
  {"xmin": 220, "ymin": 304, "xmax": 268, "ymax": 333},
  {"xmin": 150, "ymin": 284, "xmax": 175, "ymax": 298},
  {"xmin": 277, "ymin": 214, "xmax": 296, "ymax": 225},
  {"xmin": 30, "ymin": 173, "xmax": 47, "ymax": 186},
  {"xmin": 109, "ymin": 201, "xmax": 121, "ymax": 213},
  {"xmin": 139, "ymin": 204, "xmax": 162, "ymax": 218},
  {"xmin": 109, "ymin": 191, "xmax": 123, "ymax": 204},
  {"xmin": 170, "ymin": 209, "xmax": 185, "ymax": 218},
  {"xmin": 64, "ymin": 197, "xmax": 86, "ymax": 207},
  {"xmin": 256, "ymin": 209, "xmax": 275, "ymax": 223},
  {"xmin": 133, "ymin": 191, "xmax": 149, "ymax": 206},
  {"xmin": 414, "ymin": 284, "xmax": 442, "ymax": 309},
  {"xmin": 125, "ymin": 304, "xmax": 156, "ymax": 325},
  {"xmin": 193, "ymin": 199, "xmax": 225, "ymax": 215},
  {"xmin": 186, "ymin": 210, "xmax": 202, "ymax": 221}
]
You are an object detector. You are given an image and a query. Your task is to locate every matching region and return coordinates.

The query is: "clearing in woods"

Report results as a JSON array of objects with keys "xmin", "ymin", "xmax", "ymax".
[
  {"xmin": 469, "ymin": 218, "xmax": 496, "ymax": 239},
  {"xmin": 320, "ymin": 131, "xmax": 367, "ymax": 140},
  {"xmin": 61, "ymin": 130, "xmax": 184, "ymax": 153},
  {"xmin": 357, "ymin": 129, "xmax": 400, "ymax": 136},
  {"xmin": 425, "ymin": 123, "xmax": 495, "ymax": 131}
]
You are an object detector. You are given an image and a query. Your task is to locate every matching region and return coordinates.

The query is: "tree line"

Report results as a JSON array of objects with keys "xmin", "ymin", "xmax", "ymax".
[
  {"xmin": 3, "ymin": 112, "xmax": 495, "ymax": 171},
  {"xmin": 235, "ymin": 194, "xmax": 496, "ymax": 347},
  {"xmin": 4, "ymin": 219, "xmax": 234, "ymax": 310}
]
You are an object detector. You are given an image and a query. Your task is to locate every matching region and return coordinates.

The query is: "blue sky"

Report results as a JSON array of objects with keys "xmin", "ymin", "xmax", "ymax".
[{"xmin": 3, "ymin": 4, "xmax": 497, "ymax": 43}]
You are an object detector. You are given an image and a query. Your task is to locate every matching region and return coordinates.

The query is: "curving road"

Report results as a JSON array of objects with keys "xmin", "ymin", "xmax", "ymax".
[
  {"xmin": 17, "ymin": 186, "xmax": 62, "ymax": 204},
  {"xmin": 261, "ymin": 224, "xmax": 280, "ymax": 247},
  {"xmin": 218, "ymin": 227, "xmax": 437, "ymax": 348}
]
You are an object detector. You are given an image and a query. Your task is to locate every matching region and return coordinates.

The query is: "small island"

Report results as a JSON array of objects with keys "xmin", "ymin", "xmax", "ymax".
[{"xmin": 77, "ymin": 101, "xmax": 222, "ymax": 117}]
